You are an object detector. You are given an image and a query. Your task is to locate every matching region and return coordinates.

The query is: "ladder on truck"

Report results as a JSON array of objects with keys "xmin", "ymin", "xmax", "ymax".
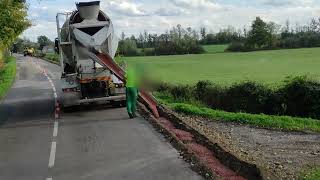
[{"xmin": 56, "ymin": 12, "xmax": 73, "ymax": 73}]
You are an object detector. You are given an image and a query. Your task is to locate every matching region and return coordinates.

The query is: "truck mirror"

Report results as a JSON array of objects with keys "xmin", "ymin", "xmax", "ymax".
[{"xmin": 54, "ymin": 38, "xmax": 60, "ymax": 54}]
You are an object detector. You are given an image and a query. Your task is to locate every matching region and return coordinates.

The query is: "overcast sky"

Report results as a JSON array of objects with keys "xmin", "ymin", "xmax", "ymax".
[{"xmin": 23, "ymin": 0, "xmax": 320, "ymax": 41}]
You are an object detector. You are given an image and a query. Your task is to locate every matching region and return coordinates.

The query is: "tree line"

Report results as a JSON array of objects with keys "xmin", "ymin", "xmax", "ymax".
[
  {"xmin": 119, "ymin": 16, "xmax": 320, "ymax": 56},
  {"xmin": 118, "ymin": 25, "xmax": 204, "ymax": 56},
  {"xmin": 0, "ymin": 0, "xmax": 30, "ymax": 63},
  {"xmin": 200, "ymin": 17, "xmax": 320, "ymax": 52},
  {"xmin": 10, "ymin": 12, "xmax": 320, "ymax": 58},
  {"xmin": 12, "ymin": 36, "xmax": 53, "ymax": 54}
]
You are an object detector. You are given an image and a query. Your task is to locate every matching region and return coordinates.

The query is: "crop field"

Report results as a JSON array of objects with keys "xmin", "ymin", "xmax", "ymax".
[{"xmin": 123, "ymin": 47, "xmax": 320, "ymax": 86}]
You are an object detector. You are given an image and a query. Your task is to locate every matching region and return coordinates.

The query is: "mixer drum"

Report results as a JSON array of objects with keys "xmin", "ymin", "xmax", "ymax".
[{"xmin": 60, "ymin": 1, "xmax": 118, "ymax": 70}]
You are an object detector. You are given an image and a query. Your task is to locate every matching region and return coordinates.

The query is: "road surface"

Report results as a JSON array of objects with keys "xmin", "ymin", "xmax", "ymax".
[{"xmin": 0, "ymin": 55, "xmax": 203, "ymax": 180}]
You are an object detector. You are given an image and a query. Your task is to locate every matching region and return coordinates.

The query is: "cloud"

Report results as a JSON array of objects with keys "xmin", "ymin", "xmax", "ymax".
[
  {"xmin": 261, "ymin": 0, "xmax": 315, "ymax": 7},
  {"xmin": 172, "ymin": 0, "xmax": 222, "ymax": 10},
  {"xmin": 154, "ymin": 7, "xmax": 187, "ymax": 16},
  {"xmin": 105, "ymin": 0, "xmax": 148, "ymax": 16},
  {"xmin": 21, "ymin": 21, "xmax": 57, "ymax": 40},
  {"xmin": 23, "ymin": 0, "xmax": 320, "ymax": 41},
  {"xmin": 262, "ymin": 0, "xmax": 293, "ymax": 7}
]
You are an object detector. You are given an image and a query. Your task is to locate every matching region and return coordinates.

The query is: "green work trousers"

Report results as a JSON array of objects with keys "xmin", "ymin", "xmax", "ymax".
[{"xmin": 126, "ymin": 87, "xmax": 138, "ymax": 118}]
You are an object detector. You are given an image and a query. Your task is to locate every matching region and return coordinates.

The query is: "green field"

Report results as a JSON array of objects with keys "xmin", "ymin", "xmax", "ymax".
[
  {"xmin": 203, "ymin": 44, "xmax": 228, "ymax": 54},
  {"xmin": 123, "ymin": 47, "xmax": 320, "ymax": 86}
]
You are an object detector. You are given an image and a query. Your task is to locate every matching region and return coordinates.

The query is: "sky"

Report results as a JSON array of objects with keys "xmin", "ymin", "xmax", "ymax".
[{"xmin": 23, "ymin": 0, "xmax": 320, "ymax": 41}]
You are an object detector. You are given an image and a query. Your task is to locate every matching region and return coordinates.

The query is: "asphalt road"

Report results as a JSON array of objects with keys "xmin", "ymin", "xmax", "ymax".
[{"xmin": 0, "ymin": 55, "xmax": 203, "ymax": 180}]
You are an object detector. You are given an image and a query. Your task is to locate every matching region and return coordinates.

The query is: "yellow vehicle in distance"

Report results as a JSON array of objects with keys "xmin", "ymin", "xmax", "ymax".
[{"xmin": 23, "ymin": 47, "xmax": 35, "ymax": 56}]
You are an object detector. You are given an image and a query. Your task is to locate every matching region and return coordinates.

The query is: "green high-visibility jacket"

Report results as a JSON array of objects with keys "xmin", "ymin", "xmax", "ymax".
[{"xmin": 126, "ymin": 67, "xmax": 138, "ymax": 88}]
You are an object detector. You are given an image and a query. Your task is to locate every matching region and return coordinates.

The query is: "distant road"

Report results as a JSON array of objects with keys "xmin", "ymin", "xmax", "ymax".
[{"xmin": 0, "ymin": 54, "xmax": 203, "ymax": 180}]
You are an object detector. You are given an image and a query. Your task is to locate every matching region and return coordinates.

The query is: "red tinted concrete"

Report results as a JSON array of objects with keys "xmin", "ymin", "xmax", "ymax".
[
  {"xmin": 158, "ymin": 116, "xmax": 247, "ymax": 179},
  {"xmin": 187, "ymin": 143, "xmax": 238, "ymax": 177},
  {"xmin": 172, "ymin": 129, "xmax": 194, "ymax": 142},
  {"xmin": 158, "ymin": 117, "xmax": 175, "ymax": 130}
]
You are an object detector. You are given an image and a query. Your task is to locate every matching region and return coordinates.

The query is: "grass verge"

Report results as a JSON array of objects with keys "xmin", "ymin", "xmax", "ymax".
[
  {"xmin": 300, "ymin": 167, "xmax": 320, "ymax": 180},
  {"xmin": 44, "ymin": 53, "xmax": 59, "ymax": 63},
  {"xmin": 0, "ymin": 56, "xmax": 16, "ymax": 99},
  {"xmin": 155, "ymin": 92, "xmax": 320, "ymax": 133}
]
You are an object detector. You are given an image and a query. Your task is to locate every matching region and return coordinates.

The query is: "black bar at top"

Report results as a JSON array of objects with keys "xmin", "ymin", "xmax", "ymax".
[{"xmin": 76, "ymin": 1, "xmax": 100, "ymax": 7}]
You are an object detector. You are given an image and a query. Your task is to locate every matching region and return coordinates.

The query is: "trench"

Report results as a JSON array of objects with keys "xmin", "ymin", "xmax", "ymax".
[{"xmin": 139, "ymin": 103, "xmax": 262, "ymax": 180}]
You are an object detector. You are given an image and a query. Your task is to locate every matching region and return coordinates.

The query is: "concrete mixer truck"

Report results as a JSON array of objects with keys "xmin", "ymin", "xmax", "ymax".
[{"xmin": 55, "ymin": 1, "xmax": 126, "ymax": 107}]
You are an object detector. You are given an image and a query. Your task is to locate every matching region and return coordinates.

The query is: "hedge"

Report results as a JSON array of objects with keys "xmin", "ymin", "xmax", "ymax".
[{"xmin": 154, "ymin": 76, "xmax": 320, "ymax": 120}]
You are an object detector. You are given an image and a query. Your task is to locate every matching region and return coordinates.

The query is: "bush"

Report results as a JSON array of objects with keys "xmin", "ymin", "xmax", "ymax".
[
  {"xmin": 45, "ymin": 53, "xmax": 59, "ymax": 62},
  {"xmin": 156, "ymin": 77, "xmax": 320, "ymax": 120},
  {"xmin": 279, "ymin": 76, "xmax": 320, "ymax": 119},
  {"xmin": 194, "ymin": 81, "xmax": 212, "ymax": 100},
  {"xmin": 169, "ymin": 84, "xmax": 193, "ymax": 101},
  {"xmin": 226, "ymin": 42, "xmax": 248, "ymax": 52},
  {"xmin": 141, "ymin": 48, "xmax": 155, "ymax": 56},
  {"xmin": 154, "ymin": 81, "xmax": 173, "ymax": 92},
  {"xmin": 224, "ymin": 82, "xmax": 275, "ymax": 114}
]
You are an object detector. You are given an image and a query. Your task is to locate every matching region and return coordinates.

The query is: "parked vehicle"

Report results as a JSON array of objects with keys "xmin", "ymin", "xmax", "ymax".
[{"xmin": 55, "ymin": 1, "xmax": 125, "ymax": 107}]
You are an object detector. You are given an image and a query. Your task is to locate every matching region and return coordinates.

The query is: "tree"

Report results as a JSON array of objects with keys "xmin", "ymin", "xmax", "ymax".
[
  {"xmin": 246, "ymin": 17, "xmax": 269, "ymax": 48},
  {"xmin": 118, "ymin": 38, "xmax": 139, "ymax": 56},
  {"xmin": 310, "ymin": 18, "xmax": 319, "ymax": 32},
  {"xmin": 121, "ymin": 32, "xmax": 126, "ymax": 40},
  {"xmin": 0, "ymin": 0, "xmax": 30, "ymax": 61},
  {"xmin": 266, "ymin": 22, "xmax": 281, "ymax": 48},
  {"xmin": 177, "ymin": 24, "xmax": 182, "ymax": 40},
  {"xmin": 37, "ymin": 35, "xmax": 52, "ymax": 50},
  {"xmin": 144, "ymin": 31, "xmax": 148, "ymax": 45},
  {"xmin": 200, "ymin": 27, "xmax": 207, "ymax": 41},
  {"xmin": 147, "ymin": 34, "xmax": 153, "ymax": 47},
  {"xmin": 137, "ymin": 33, "xmax": 144, "ymax": 48}
]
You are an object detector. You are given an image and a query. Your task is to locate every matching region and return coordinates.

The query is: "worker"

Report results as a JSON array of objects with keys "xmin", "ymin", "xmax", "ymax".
[{"xmin": 125, "ymin": 65, "xmax": 139, "ymax": 118}]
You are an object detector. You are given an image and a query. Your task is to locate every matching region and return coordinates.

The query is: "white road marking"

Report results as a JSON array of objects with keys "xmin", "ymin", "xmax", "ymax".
[
  {"xmin": 32, "ymin": 59, "xmax": 61, "ymax": 180},
  {"xmin": 48, "ymin": 141, "xmax": 57, "ymax": 168},
  {"xmin": 53, "ymin": 122, "xmax": 59, "ymax": 137}
]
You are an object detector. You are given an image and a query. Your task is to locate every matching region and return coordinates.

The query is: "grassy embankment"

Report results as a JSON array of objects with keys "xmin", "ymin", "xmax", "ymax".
[
  {"xmin": 156, "ymin": 92, "xmax": 320, "ymax": 133},
  {"xmin": 0, "ymin": 55, "xmax": 16, "ymax": 99},
  {"xmin": 300, "ymin": 167, "xmax": 320, "ymax": 180},
  {"xmin": 124, "ymin": 47, "xmax": 320, "ymax": 86},
  {"xmin": 44, "ymin": 52, "xmax": 59, "ymax": 64}
]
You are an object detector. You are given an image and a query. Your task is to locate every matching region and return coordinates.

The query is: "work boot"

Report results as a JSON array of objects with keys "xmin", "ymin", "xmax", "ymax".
[{"xmin": 129, "ymin": 113, "xmax": 134, "ymax": 119}]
